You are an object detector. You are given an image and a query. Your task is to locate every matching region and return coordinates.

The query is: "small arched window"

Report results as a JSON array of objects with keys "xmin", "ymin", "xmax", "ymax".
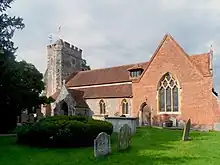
[
  {"xmin": 99, "ymin": 100, "xmax": 106, "ymax": 114},
  {"xmin": 158, "ymin": 72, "xmax": 179, "ymax": 112},
  {"xmin": 122, "ymin": 99, "xmax": 129, "ymax": 114}
]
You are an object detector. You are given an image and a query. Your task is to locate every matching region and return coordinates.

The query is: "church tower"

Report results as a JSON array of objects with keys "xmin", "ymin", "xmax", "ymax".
[{"xmin": 44, "ymin": 39, "xmax": 90, "ymax": 97}]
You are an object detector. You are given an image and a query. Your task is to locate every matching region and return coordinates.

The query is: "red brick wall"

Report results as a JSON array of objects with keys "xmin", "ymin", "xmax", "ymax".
[
  {"xmin": 132, "ymin": 36, "xmax": 215, "ymax": 127},
  {"xmin": 212, "ymin": 95, "xmax": 220, "ymax": 122}
]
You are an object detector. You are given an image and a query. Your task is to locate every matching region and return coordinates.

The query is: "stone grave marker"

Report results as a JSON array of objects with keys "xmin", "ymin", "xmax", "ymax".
[
  {"xmin": 118, "ymin": 124, "xmax": 131, "ymax": 151},
  {"xmin": 94, "ymin": 132, "xmax": 111, "ymax": 158},
  {"xmin": 182, "ymin": 119, "xmax": 191, "ymax": 141},
  {"xmin": 29, "ymin": 114, "xmax": 35, "ymax": 123},
  {"xmin": 21, "ymin": 113, "xmax": 28, "ymax": 123},
  {"xmin": 169, "ymin": 117, "xmax": 177, "ymax": 127},
  {"xmin": 178, "ymin": 120, "xmax": 186, "ymax": 129}
]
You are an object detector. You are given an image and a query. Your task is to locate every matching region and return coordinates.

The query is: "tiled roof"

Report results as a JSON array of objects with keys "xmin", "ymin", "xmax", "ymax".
[
  {"xmin": 67, "ymin": 89, "xmax": 88, "ymax": 108},
  {"xmin": 50, "ymin": 89, "xmax": 60, "ymax": 100},
  {"xmin": 66, "ymin": 62, "xmax": 147, "ymax": 87},
  {"xmin": 66, "ymin": 54, "xmax": 210, "ymax": 87},
  {"xmin": 50, "ymin": 84, "xmax": 132, "ymax": 107},
  {"xmin": 70, "ymin": 84, "xmax": 132, "ymax": 99}
]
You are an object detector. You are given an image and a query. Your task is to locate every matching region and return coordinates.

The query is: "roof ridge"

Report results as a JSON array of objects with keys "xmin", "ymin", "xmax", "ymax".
[{"xmin": 79, "ymin": 61, "xmax": 148, "ymax": 73}]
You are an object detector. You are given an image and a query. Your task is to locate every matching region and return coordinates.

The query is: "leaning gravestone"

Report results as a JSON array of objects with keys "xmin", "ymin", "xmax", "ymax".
[
  {"xmin": 118, "ymin": 124, "xmax": 132, "ymax": 151},
  {"xmin": 94, "ymin": 132, "xmax": 111, "ymax": 158},
  {"xmin": 182, "ymin": 119, "xmax": 191, "ymax": 141}
]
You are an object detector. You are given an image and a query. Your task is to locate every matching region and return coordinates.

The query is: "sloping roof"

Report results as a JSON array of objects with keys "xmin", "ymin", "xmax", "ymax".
[
  {"xmin": 189, "ymin": 53, "xmax": 210, "ymax": 76},
  {"xmin": 66, "ymin": 53, "xmax": 210, "ymax": 87},
  {"xmin": 50, "ymin": 89, "xmax": 60, "ymax": 100},
  {"xmin": 67, "ymin": 89, "xmax": 88, "ymax": 108},
  {"xmin": 50, "ymin": 89, "xmax": 88, "ymax": 108},
  {"xmin": 70, "ymin": 84, "xmax": 132, "ymax": 99},
  {"xmin": 50, "ymin": 84, "xmax": 132, "ymax": 108},
  {"xmin": 66, "ymin": 62, "xmax": 147, "ymax": 87}
]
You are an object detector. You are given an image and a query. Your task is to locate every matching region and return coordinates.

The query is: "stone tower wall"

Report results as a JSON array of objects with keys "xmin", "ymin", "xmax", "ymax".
[{"xmin": 45, "ymin": 39, "xmax": 89, "ymax": 97}]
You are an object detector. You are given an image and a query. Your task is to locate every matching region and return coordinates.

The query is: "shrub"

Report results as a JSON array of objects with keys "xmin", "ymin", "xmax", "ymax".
[{"xmin": 16, "ymin": 115, "xmax": 113, "ymax": 148}]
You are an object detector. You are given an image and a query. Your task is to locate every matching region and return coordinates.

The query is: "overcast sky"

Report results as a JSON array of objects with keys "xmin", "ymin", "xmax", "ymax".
[{"xmin": 8, "ymin": 0, "xmax": 220, "ymax": 92}]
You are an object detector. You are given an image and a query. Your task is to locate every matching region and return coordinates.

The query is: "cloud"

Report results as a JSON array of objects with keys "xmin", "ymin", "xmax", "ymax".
[{"xmin": 8, "ymin": 0, "xmax": 220, "ymax": 92}]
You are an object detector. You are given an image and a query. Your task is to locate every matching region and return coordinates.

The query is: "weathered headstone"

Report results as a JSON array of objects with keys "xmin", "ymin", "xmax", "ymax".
[
  {"xmin": 21, "ymin": 113, "xmax": 28, "ymax": 123},
  {"xmin": 169, "ymin": 117, "xmax": 177, "ymax": 127},
  {"xmin": 178, "ymin": 120, "xmax": 186, "ymax": 129},
  {"xmin": 94, "ymin": 132, "xmax": 111, "ymax": 157},
  {"xmin": 118, "ymin": 124, "xmax": 131, "ymax": 151},
  {"xmin": 182, "ymin": 119, "xmax": 191, "ymax": 141},
  {"xmin": 29, "ymin": 114, "xmax": 35, "ymax": 123}
]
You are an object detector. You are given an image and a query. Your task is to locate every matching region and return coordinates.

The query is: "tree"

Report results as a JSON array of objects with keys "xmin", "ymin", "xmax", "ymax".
[
  {"xmin": 0, "ymin": 0, "xmax": 25, "ymax": 54},
  {"xmin": 0, "ymin": 0, "xmax": 45, "ymax": 133}
]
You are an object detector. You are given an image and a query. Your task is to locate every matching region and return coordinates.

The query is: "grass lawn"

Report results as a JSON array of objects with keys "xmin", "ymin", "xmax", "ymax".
[{"xmin": 1, "ymin": 127, "xmax": 220, "ymax": 165}]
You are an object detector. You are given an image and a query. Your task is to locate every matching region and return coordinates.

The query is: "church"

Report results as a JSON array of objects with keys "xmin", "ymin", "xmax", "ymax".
[{"xmin": 43, "ymin": 34, "xmax": 220, "ymax": 130}]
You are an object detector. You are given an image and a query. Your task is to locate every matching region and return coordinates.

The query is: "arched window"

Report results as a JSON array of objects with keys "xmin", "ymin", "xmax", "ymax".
[
  {"xmin": 122, "ymin": 99, "xmax": 129, "ymax": 114},
  {"xmin": 99, "ymin": 100, "xmax": 106, "ymax": 114},
  {"xmin": 158, "ymin": 73, "xmax": 179, "ymax": 112}
]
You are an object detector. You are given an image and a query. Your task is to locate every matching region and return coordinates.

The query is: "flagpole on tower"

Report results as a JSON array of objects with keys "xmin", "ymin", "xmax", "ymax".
[
  {"xmin": 48, "ymin": 34, "xmax": 53, "ymax": 44},
  {"xmin": 58, "ymin": 25, "xmax": 61, "ymax": 39}
]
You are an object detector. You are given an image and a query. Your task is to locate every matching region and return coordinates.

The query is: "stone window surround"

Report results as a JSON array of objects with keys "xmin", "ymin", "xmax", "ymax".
[
  {"xmin": 99, "ymin": 99, "xmax": 106, "ymax": 114},
  {"xmin": 157, "ymin": 72, "xmax": 182, "ymax": 115},
  {"xmin": 96, "ymin": 98, "xmax": 131, "ymax": 116},
  {"xmin": 121, "ymin": 99, "xmax": 129, "ymax": 115}
]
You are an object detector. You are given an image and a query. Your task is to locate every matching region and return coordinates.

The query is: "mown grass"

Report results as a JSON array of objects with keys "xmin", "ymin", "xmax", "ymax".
[{"xmin": 0, "ymin": 127, "xmax": 220, "ymax": 165}]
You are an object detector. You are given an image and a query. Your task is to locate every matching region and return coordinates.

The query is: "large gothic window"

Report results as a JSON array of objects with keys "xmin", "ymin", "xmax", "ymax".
[
  {"xmin": 122, "ymin": 99, "xmax": 129, "ymax": 114},
  {"xmin": 158, "ymin": 73, "xmax": 179, "ymax": 112},
  {"xmin": 99, "ymin": 100, "xmax": 106, "ymax": 114}
]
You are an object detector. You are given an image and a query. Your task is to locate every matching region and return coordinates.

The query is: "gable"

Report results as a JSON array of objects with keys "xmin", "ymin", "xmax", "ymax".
[
  {"xmin": 55, "ymin": 85, "xmax": 70, "ymax": 103},
  {"xmin": 65, "ymin": 34, "xmax": 211, "ymax": 88},
  {"xmin": 134, "ymin": 34, "xmax": 211, "ymax": 84}
]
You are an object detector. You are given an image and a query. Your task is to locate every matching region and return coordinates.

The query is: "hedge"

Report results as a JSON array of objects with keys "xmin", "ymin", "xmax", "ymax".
[{"xmin": 16, "ymin": 115, "xmax": 113, "ymax": 148}]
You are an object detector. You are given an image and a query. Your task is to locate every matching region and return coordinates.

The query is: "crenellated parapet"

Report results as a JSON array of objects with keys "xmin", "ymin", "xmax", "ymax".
[{"xmin": 47, "ymin": 39, "xmax": 82, "ymax": 53}]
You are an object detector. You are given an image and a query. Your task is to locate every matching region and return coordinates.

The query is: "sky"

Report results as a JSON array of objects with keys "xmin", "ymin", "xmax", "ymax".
[{"xmin": 8, "ymin": 0, "xmax": 220, "ymax": 92}]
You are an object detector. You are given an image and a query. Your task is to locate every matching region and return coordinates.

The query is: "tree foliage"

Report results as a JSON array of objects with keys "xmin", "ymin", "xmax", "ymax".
[
  {"xmin": 0, "ymin": 0, "xmax": 25, "ymax": 54},
  {"xmin": 0, "ymin": 0, "xmax": 46, "ymax": 133}
]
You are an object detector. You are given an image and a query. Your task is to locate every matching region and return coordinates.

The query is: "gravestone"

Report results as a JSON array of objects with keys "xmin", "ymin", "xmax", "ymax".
[
  {"xmin": 29, "ymin": 114, "xmax": 35, "ymax": 123},
  {"xmin": 118, "ymin": 124, "xmax": 131, "ymax": 151},
  {"xmin": 94, "ymin": 132, "xmax": 111, "ymax": 157},
  {"xmin": 21, "ymin": 113, "xmax": 28, "ymax": 123},
  {"xmin": 169, "ymin": 117, "xmax": 177, "ymax": 127},
  {"xmin": 182, "ymin": 119, "xmax": 191, "ymax": 141},
  {"xmin": 178, "ymin": 120, "xmax": 186, "ymax": 129}
]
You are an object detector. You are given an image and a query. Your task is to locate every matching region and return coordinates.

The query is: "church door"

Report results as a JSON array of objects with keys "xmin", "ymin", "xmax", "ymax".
[{"xmin": 61, "ymin": 101, "xmax": 68, "ymax": 115}]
